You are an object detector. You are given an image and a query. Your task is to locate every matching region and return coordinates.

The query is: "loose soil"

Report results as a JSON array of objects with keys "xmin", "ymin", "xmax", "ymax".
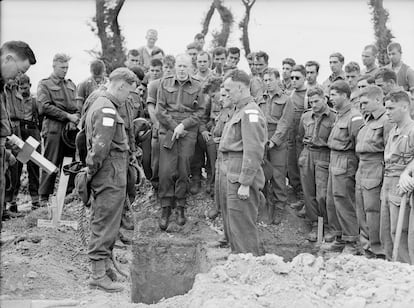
[{"xmin": 1, "ymin": 177, "xmax": 411, "ymax": 308}]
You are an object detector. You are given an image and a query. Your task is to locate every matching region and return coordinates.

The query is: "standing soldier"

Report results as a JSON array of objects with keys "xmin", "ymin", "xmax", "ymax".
[
  {"xmin": 261, "ymin": 68, "xmax": 293, "ymax": 225},
  {"xmin": 37, "ymin": 53, "xmax": 79, "ymax": 206},
  {"xmin": 298, "ymin": 86, "xmax": 336, "ymax": 242},
  {"xmin": 156, "ymin": 54, "xmax": 205, "ymax": 230},
  {"xmin": 0, "ymin": 41, "xmax": 36, "ymax": 226},
  {"xmin": 288, "ymin": 65, "xmax": 307, "ymax": 208},
  {"xmin": 324, "ymin": 80, "xmax": 364, "ymax": 254},
  {"xmin": 5, "ymin": 74, "xmax": 41, "ymax": 212},
  {"xmin": 382, "ymin": 90, "xmax": 414, "ymax": 264},
  {"xmin": 355, "ymin": 85, "xmax": 392, "ymax": 258},
  {"xmin": 281, "ymin": 58, "xmax": 296, "ymax": 95},
  {"xmin": 218, "ymin": 69, "xmax": 267, "ymax": 255},
  {"xmin": 76, "ymin": 59, "xmax": 107, "ymax": 111},
  {"xmin": 85, "ymin": 68, "xmax": 137, "ymax": 292}
]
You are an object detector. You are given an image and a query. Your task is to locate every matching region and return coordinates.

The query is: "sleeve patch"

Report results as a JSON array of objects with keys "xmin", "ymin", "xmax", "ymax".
[
  {"xmin": 245, "ymin": 109, "xmax": 259, "ymax": 114},
  {"xmin": 249, "ymin": 114, "xmax": 259, "ymax": 123},
  {"xmin": 102, "ymin": 108, "xmax": 116, "ymax": 115},
  {"xmin": 102, "ymin": 117, "xmax": 115, "ymax": 127},
  {"xmin": 351, "ymin": 116, "xmax": 363, "ymax": 122}
]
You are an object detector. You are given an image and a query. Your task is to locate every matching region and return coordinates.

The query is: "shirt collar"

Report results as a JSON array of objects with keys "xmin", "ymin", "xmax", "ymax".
[
  {"xmin": 173, "ymin": 75, "xmax": 192, "ymax": 86},
  {"xmin": 50, "ymin": 73, "xmax": 65, "ymax": 84},
  {"xmin": 337, "ymin": 103, "xmax": 352, "ymax": 116},
  {"xmin": 235, "ymin": 96, "xmax": 252, "ymax": 110},
  {"xmin": 103, "ymin": 91, "xmax": 122, "ymax": 108},
  {"xmin": 370, "ymin": 106, "xmax": 386, "ymax": 120},
  {"xmin": 264, "ymin": 89, "xmax": 282, "ymax": 99},
  {"xmin": 312, "ymin": 105, "xmax": 330, "ymax": 118},
  {"xmin": 329, "ymin": 71, "xmax": 345, "ymax": 82}
]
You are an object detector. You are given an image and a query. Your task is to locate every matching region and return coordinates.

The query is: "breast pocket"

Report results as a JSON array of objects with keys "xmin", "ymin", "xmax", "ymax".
[
  {"xmin": 334, "ymin": 121, "xmax": 349, "ymax": 143},
  {"xmin": 303, "ymin": 120, "xmax": 315, "ymax": 138},
  {"xmin": 319, "ymin": 121, "xmax": 333, "ymax": 141},
  {"xmin": 270, "ymin": 101, "xmax": 285, "ymax": 118},
  {"xmin": 49, "ymin": 86, "xmax": 65, "ymax": 102},
  {"xmin": 113, "ymin": 117, "xmax": 127, "ymax": 144},
  {"xmin": 182, "ymin": 87, "xmax": 199, "ymax": 108}
]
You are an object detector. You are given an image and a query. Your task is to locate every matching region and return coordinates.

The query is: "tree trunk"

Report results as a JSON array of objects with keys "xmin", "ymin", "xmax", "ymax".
[
  {"xmin": 368, "ymin": 0, "xmax": 394, "ymax": 66},
  {"xmin": 95, "ymin": 0, "xmax": 126, "ymax": 72},
  {"xmin": 239, "ymin": 0, "xmax": 256, "ymax": 57},
  {"xmin": 201, "ymin": 2, "xmax": 216, "ymax": 36}
]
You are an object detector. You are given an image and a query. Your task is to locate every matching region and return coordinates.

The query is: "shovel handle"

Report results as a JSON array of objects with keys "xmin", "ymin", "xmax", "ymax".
[{"xmin": 392, "ymin": 193, "xmax": 408, "ymax": 262}]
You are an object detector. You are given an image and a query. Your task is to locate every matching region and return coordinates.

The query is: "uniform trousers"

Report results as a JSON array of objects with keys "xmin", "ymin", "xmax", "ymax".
[
  {"xmin": 298, "ymin": 147, "xmax": 330, "ymax": 224},
  {"xmin": 326, "ymin": 150, "xmax": 359, "ymax": 242},
  {"xmin": 88, "ymin": 152, "xmax": 127, "ymax": 261},
  {"xmin": 158, "ymin": 129, "xmax": 197, "ymax": 207},
  {"xmin": 355, "ymin": 153, "xmax": 383, "ymax": 254},
  {"xmin": 217, "ymin": 152, "xmax": 262, "ymax": 256}
]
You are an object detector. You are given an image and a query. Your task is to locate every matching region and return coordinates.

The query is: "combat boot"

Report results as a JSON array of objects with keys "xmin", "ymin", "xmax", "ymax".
[
  {"xmin": 89, "ymin": 260, "xmax": 123, "ymax": 293},
  {"xmin": 342, "ymin": 241, "xmax": 364, "ymax": 255},
  {"xmin": 121, "ymin": 214, "xmax": 134, "ymax": 230},
  {"xmin": 159, "ymin": 206, "xmax": 171, "ymax": 231},
  {"xmin": 207, "ymin": 207, "xmax": 219, "ymax": 220},
  {"xmin": 9, "ymin": 202, "xmax": 18, "ymax": 213},
  {"xmin": 323, "ymin": 237, "xmax": 346, "ymax": 252},
  {"xmin": 105, "ymin": 259, "xmax": 117, "ymax": 282},
  {"xmin": 306, "ymin": 223, "xmax": 318, "ymax": 242},
  {"xmin": 177, "ymin": 207, "xmax": 186, "ymax": 226},
  {"xmin": 189, "ymin": 179, "xmax": 201, "ymax": 195}
]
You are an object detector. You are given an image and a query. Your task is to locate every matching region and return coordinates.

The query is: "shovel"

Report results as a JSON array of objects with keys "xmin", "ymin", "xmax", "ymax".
[{"xmin": 392, "ymin": 193, "xmax": 408, "ymax": 262}]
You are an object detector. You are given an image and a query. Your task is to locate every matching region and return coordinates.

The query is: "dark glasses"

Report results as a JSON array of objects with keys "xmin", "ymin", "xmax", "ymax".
[{"xmin": 290, "ymin": 76, "xmax": 301, "ymax": 80}]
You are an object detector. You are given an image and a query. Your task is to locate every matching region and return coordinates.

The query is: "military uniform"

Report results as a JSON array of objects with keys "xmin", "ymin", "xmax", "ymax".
[
  {"xmin": 155, "ymin": 75, "xmax": 205, "ymax": 208},
  {"xmin": 249, "ymin": 76, "xmax": 265, "ymax": 104},
  {"xmin": 5, "ymin": 81, "xmax": 40, "ymax": 207},
  {"xmin": 381, "ymin": 120, "xmax": 414, "ymax": 264},
  {"xmin": 37, "ymin": 74, "xmax": 78, "ymax": 200},
  {"xmin": 259, "ymin": 90, "xmax": 293, "ymax": 212},
  {"xmin": 298, "ymin": 105, "xmax": 335, "ymax": 226},
  {"xmin": 76, "ymin": 76, "xmax": 108, "ymax": 111},
  {"xmin": 218, "ymin": 97, "xmax": 267, "ymax": 255},
  {"xmin": 326, "ymin": 104, "xmax": 363, "ymax": 242},
  {"xmin": 287, "ymin": 88, "xmax": 307, "ymax": 193},
  {"xmin": 85, "ymin": 92, "xmax": 129, "ymax": 261},
  {"xmin": 0, "ymin": 77, "xmax": 12, "ymax": 226},
  {"xmin": 322, "ymin": 72, "xmax": 345, "ymax": 97},
  {"xmin": 147, "ymin": 79, "xmax": 161, "ymax": 188},
  {"xmin": 355, "ymin": 107, "xmax": 392, "ymax": 255}
]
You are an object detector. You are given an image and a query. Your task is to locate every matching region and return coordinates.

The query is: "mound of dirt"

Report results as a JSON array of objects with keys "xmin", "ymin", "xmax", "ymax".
[{"xmin": 136, "ymin": 253, "xmax": 414, "ymax": 308}]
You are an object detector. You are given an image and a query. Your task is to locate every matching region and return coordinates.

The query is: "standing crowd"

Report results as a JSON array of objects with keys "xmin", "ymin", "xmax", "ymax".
[{"xmin": 1, "ymin": 29, "xmax": 414, "ymax": 293}]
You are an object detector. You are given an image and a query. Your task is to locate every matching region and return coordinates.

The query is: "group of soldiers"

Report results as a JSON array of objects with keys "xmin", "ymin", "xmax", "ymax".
[{"xmin": 1, "ymin": 29, "xmax": 414, "ymax": 293}]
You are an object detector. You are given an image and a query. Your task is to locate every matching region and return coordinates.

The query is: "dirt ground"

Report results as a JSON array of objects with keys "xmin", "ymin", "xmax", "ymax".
[{"xmin": 0, "ymin": 175, "xmax": 315, "ymax": 307}]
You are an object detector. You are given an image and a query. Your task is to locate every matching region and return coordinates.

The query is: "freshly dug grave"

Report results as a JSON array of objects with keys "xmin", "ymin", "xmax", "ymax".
[{"xmin": 134, "ymin": 253, "xmax": 414, "ymax": 308}]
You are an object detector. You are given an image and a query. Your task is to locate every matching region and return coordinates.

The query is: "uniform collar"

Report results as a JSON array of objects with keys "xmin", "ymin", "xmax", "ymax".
[
  {"xmin": 337, "ymin": 103, "xmax": 352, "ymax": 116},
  {"xmin": 329, "ymin": 71, "xmax": 345, "ymax": 82},
  {"xmin": 264, "ymin": 89, "xmax": 282, "ymax": 99},
  {"xmin": 173, "ymin": 75, "xmax": 193, "ymax": 86},
  {"xmin": 365, "ymin": 65, "xmax": 378, "ymax": 74},
  {"xmin": 370, "ymin": 106, "xmax": 386, "ymax": 120},
  {"xmin": 50, "ymin": 73, "xmax": 65, "ymax": 84},
  {"xmin": 313, "ymin": 105, "xmax": 331, "ymax": 118},
  {"xmin": 103, "ymin": 91, "xmax": 122, "ymax": 108},
  {"xmin": 235, "ymin": 96, "xmax": 252, "ymax": 110}
]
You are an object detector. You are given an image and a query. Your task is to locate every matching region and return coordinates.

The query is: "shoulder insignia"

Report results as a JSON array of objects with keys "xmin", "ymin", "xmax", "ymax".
[
  {"xmin": 102, "ymin": 117, "xmax": 115, "ymax": 127},
  {"xmin": 245, "ymin": 109, "xmax": 259, "ymax": 114},
  {"xmin": 102, "ymin": 107, "xmax": 116, "ymax": 115},
  {"xmin": 249, "ymin": 114, "xmax": 259, "ymax": 123},
  {"xmin": 351, "ymin": 116, "xmax": 363, "ymax": 122}
]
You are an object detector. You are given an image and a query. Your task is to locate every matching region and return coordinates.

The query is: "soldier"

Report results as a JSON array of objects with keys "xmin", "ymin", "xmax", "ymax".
[
  {"xmin": 138, "ymin": 29, "xmax": 160, "ymax": 71},
  {"xmin": 305, "ymin": 60, "xmax": 320, "ymax": 89},
  {"xmin": 355, "ymin": 85, "xmax": 392, "ymax": 259},
  {"xmin": 261, "ymin": 68, "xmax": 294, "ymax": 225},
  {"xmin": 125, "ymin": 49, "xmax": 142, "ymax": 70},
  {"xmin": 322, "ymin": 52, "xmax": 346, "ymax": 96},
  {"xmin": 281, "ymin": 58, "xmax": 296, "ymax": 95},
  {"xmin": 250, "ymin": 51, "xmax": 268, "ymax": 103},
  {"xmin": 85, "ymin": 67, "xmax": 137, "ymax": 292},
  {"xmin": 246, "ymin": 52, "xmax": 256, "ymax": 77},
  {"xmin": 218, "ymin": 69, "xmax": 267, "ymax": 255},
  {"xmin": 37, "ymin": 53, "xmax": 79, "ymax": 206},
  {"xmin": 288, "ymin": 65, "xmax": 307, "ymax": 209},
  {"xmin": 76, "ymin": 59, "xmax": 107, "ymax": 110},
  {"xmin": 226, "ymin": 47, "xmax": 240, "ymax": 72},
  {"xmin": 0, "ymin": 40, "xmax": 36, "ymax": 227},
  {"xmin": 324, "ymin": 80, "xmax": 364, "ymax": 254},
  {"xmin": 381, "ymin": 90, "xmax": 414, "ymax": 264},
  {"xmin": 385, "ymin": 42, "xmax": 414, "ymax": 96},
  {"xmin": 190, "ymin": 52, "xmax": 213, "ymax": 194},
  {"xmin": 211, "ymin": 47, "xmax": 227, "ymax": 76},
  {"xmin": 193, "ymin": 33, "xmax": 205, "ymax": 51},
  {"xmin": 361, "ymin": 45, "xmax": 380, "ymax": 78},
  {"xmin": 5, "ymin": 74, "xmax": 41, "ymax": 212},
  {"xmin": 156, "ymin": 54, "xmax": 205, "ymax": 230},
  {"xmin": 344, "ymin": 61, "xmax": 361, "ymax": 108},
  {"xmin": 298, "ymin": 86, "xmax": 336, "ymax": 242}
]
